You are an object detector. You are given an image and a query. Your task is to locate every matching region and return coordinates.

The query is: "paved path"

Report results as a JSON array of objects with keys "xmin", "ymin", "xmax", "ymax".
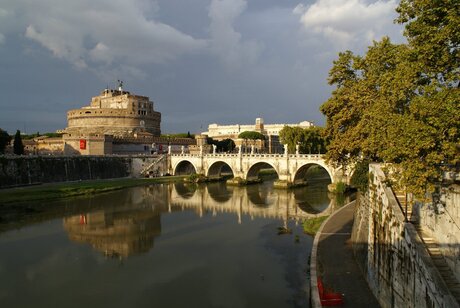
[{"xmin": 315, "ymin": 201, "xmax": 379, "ymax": 307}]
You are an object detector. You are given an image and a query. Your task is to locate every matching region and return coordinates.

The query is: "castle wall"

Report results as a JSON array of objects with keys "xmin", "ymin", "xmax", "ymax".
[
  {"xmin": 67, "ymin": 109, "xmax": 161, "ymax": 136},
  {"xmin": 63, "ymin": 134, "xmax": 113, "ymax": 155}
]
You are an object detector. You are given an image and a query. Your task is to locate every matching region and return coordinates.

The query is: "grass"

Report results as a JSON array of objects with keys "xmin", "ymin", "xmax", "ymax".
[
  {"xmin": 0, "ymin": 176, "xmax": 185, "ymax": 204},
  {"xmin": 302, "ymin": 216, "xmax": 329, "ymax": 236}
]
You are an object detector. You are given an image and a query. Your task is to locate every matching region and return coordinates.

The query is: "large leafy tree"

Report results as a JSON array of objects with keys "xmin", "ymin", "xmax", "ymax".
[
  {"xmin": 279, "ymin": 126, "xmax": 328, "ymax": 154},
  {"xmin": 238, "ymin": 131, "xmax": 265, "ymax": 140},
  {"xmin": 321, "ymin": 1, "xmax": 459, "ymax": 195},
  {"xmin": 0, "ymin": 129, "xmax": 11, "ymax": 154},
  {"xmin": 13, "ymin": 130, "xmax": 24, "ymax": 155}
]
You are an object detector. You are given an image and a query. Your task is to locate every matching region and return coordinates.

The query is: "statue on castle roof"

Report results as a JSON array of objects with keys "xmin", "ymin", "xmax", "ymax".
[{"xmin": 117, "ymin": 79, "xmax": 123, "ymax": 91}]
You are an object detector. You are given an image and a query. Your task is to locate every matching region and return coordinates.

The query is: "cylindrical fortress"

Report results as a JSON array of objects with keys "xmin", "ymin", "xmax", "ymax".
[{"xmin": 65, "ymin": 88, "xmax": 161, "ymax": 136}]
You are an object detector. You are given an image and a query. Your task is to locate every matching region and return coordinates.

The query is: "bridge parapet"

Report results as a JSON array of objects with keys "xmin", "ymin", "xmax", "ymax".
[{"xmin": 171, "ymin": 153, "xmax": 326, "ymax": 159}]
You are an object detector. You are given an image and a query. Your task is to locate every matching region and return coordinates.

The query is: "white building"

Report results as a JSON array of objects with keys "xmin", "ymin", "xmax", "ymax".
[
  {"xmin": 202, "ymin": 118, "xmax": 314, "ymax": 153},
  {"xmin": 203, "ymin": 118, "xmax": 314, "ymax": 139}
]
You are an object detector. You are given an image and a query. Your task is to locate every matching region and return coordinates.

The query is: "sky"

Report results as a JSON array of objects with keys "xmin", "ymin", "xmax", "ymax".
[{"xmin": 0, "ymin": 0, "xmax": 404, "ymax": 135}]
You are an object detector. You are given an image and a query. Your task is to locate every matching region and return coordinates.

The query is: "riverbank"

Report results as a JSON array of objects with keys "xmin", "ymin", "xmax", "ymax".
[{"xmin": 0, "ymin": 176, "xmax": 185, "ymax": 205}]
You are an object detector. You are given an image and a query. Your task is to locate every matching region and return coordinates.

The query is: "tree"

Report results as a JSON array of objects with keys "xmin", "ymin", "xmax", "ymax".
[
  {"xmin": 217, "ymin": 138, "xmax": 235, "ymax": 152},
  {"xmin": 320, "ymin": 1, "xmax": 460, "ymax": 195},
  {"xmin": 13, "ymin": 130, "xmax": 24, "ymax": 155},
  {"xmin": 279, "ymin": 126, "xmax": 328, "ymax": 154},
  {"xmin": 238, "ymin": 131, "xmax": 265, "ymax": 140},
  {"xmin": 0, "ymin": 129, "xmax": 11, "ymax": 154},
  {"xmin": 396, "ymin": 0, "xmax": 460, "ymax": 86}
]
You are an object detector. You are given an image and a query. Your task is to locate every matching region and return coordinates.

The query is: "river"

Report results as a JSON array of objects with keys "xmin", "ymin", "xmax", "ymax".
[{"xmin": 0, "ymin": 179, "xmax": 339, "ymax": 308}]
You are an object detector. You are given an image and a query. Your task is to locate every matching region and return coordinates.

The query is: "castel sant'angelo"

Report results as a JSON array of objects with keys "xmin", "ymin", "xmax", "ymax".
[
  {"xmin": 65, "ymin": 81, "xmax": 161, "ymax": 137},
  {"xmin": 37, "ymin": 81, "xmax": 195, "ymax": 156}
]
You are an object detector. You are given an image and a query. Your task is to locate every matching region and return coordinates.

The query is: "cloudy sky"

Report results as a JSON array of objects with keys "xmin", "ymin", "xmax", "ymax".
[{"xmin": 0, "ymin": 0, "xmax": 404, "ymax": 134}]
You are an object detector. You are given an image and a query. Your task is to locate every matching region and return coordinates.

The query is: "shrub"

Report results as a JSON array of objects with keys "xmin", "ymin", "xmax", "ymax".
[{"xmin": 350, "ymin": 160, "xmax": 369, "ymax": 192}]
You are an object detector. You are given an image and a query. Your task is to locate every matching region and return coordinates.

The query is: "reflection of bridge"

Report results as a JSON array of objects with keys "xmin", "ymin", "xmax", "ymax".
[
  {"xmin": 63, "ymin": 182, "xmax": 341, "ymax": 258},
  {"xmin": 168, "ymin": 182, "xmax": 339, "ymax": 224},
  {"xmin": 169, "ymin": 153, "xmax": 348, "ymax": 185}
]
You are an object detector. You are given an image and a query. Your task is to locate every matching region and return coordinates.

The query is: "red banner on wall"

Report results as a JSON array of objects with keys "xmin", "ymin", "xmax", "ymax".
[{"xmin": 80, "ymin": 139, "xmax": 86, "ymax": 150}]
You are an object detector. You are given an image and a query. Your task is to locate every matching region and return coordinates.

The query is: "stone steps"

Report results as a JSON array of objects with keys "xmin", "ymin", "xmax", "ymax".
[
  {"xmin": 393, "ymin": 190, "xmax": 414, "ymax": 222},
  {"xmin": 414, "ymin": 224, "xmax": 460, "ymax": 303}
]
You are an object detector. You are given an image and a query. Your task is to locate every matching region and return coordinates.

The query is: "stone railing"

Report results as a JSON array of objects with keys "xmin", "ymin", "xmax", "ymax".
[{"xmin": 170, "ymin": 153, "xmax": 325, "ymax": 159}]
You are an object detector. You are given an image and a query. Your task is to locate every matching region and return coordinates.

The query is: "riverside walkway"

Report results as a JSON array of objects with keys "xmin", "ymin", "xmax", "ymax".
[{"xmin": 311, "ymin": 201, "xmax": 379, "ymax": 307}]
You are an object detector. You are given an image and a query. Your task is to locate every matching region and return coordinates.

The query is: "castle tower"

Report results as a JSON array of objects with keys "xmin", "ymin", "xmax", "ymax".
[{"xmin": 65, "ymin": 85, "xmax": 161, "ymax": 137}]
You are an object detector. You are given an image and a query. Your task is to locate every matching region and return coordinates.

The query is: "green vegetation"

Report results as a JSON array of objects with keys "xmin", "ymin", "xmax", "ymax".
[
  {"xmin": 335, "ymin": 182, "xmax": 347, "ymax": 194},
  {"xmin": 207, "ymin": 138, "xmax": 236, "ymax": 152},
  {"xmin": 238, "ymin": 131, "xmax": 265, "ymax": 140},
  {"xmin": 13, "ymin": 130, "xmax": 24, "ymax": 155},
  {"xmin": 186, "ymin": 173, "xmax": 207, "ymax": 183},
  {"xmin": 302, "ymin": 216, "xmax": 329, "ymax": 236},
  {"xmin": 0, "ymin": 129, "xmax": 11, "ymax": 154},
  {"xmin": 22, "ymin": 132, "xmax": 63, "ymax": 140},
  {"xmin": 350, "ymin": 160, "xmax": 370, "ymax": 192},
  {"xmin": 162, "ymin": 132, "xmax": 195, "ymax": 139},
  {"xmin": 320, "ymin": 0, "xmax": 459, "ymax": 196},
  {"xmin": 279, "ymin": 126, "xmax": 328, "ymax": 154},
  {"xmin": 258, "ymin": 169, "xmax": 278, "ymax": 180},
  {"xmin": 0, "ymin": 177, "xmax": 185, "ymax": 204}
]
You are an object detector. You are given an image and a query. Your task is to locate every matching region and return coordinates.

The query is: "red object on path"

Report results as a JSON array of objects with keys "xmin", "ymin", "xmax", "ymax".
[{"xmin": 317, "ymin": 277, "xmax": 344, "ymax": 306}]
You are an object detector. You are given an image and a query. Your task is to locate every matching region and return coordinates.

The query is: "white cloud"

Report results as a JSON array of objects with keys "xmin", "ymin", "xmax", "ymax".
[
  {"xmin": 208, "ymin": 0, "xmax": 262, "ymax": 70},
  {"xmin": 295, "ymin": 0, "xmax": 400, "ymax": 49},
  {"xmin": 0, "ymin": 33, "xmax": 5, "ymax": 44},
  {"xmin": 5, "ymin": 0, "xmax": 206, "ymax": 73}
]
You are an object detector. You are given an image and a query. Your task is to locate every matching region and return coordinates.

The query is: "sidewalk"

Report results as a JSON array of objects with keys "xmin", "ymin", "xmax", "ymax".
[{"xmin": 311, "ymin": 201, "xmax": 379, "ymax": 307}]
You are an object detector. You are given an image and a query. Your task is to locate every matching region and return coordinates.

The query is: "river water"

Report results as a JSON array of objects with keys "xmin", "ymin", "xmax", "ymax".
[{"xmin": 0, "ymin": 180, "xmax": 337, "ymax": 308}]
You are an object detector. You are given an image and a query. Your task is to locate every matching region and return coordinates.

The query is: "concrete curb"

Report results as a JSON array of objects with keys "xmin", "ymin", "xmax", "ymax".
[{"xmin": 310, "ymin": 200, "xmax": 356, "ymax": 308}]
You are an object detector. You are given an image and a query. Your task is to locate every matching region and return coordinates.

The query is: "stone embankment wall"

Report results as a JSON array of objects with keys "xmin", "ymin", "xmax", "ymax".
[
  {"xmin": 417, "ymin": 184, "xmax": 460, "ymax": 281},
  {"xmin": 0, "ymin": 155, "xmax": 168, "ymax": 188},
  {"xmin": 351, "ymin": 164, "xmax": 457, "ymax": 308}
]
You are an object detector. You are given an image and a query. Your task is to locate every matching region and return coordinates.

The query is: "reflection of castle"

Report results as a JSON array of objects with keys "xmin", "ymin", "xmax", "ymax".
[{"xmin": 63, "ymin": 208, "xmax": 161, "ymax": 258}]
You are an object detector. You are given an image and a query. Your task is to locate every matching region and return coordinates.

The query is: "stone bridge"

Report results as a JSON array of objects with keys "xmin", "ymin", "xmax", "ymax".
[{"xmin": 168, "ymin": 152, "xmax": 349, "ymax": 186}]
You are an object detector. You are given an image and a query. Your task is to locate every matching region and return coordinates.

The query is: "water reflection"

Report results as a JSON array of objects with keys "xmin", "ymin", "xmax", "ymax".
[{"xmin": 64, "ymin": 180, "xmax": 338, "ymax": 257}]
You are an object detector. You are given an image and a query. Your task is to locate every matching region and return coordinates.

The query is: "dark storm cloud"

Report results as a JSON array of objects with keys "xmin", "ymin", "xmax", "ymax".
[{"xmin": 0, "ymin": 0, "xmax": 403, "ymax": 134}]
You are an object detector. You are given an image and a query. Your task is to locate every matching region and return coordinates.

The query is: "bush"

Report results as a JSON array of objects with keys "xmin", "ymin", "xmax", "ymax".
[
  {"xmin": 302, "ymin": 216, "xmax": 329, "ymax": 235},
  {"xmin": 350, "ymin": 160, "xmax": 369, "ymax": 192},
  {"xmin": 335, "ymin": 181, "xmax": 346, "ymax": 194}
]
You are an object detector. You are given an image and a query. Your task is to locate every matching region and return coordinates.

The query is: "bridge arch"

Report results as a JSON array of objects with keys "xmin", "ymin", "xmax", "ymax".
[
  {"xmin": 173, "ymin": 182, "xmax": 197, "ymax": 199},
  {"xmin": 206, "ymin": 161, "xmax": 235, "ymax": 178},
  {"xmin": 246, "ymin": 185, "xmax": 275, "ymax": 207},
  {"xmin": 173, "ymin": 160, "xmax": 197, "ymax": 175},
  {"xmin": 293, "ymin": 163, "xmax": 333, "ymax": 184},
  {"xmin": 206, "ymin": 182, "xmax": 233, "ymax": 203},
  {"xmin": 246, "ymin": 162, "xmax": 279, "ymax": 180}
]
